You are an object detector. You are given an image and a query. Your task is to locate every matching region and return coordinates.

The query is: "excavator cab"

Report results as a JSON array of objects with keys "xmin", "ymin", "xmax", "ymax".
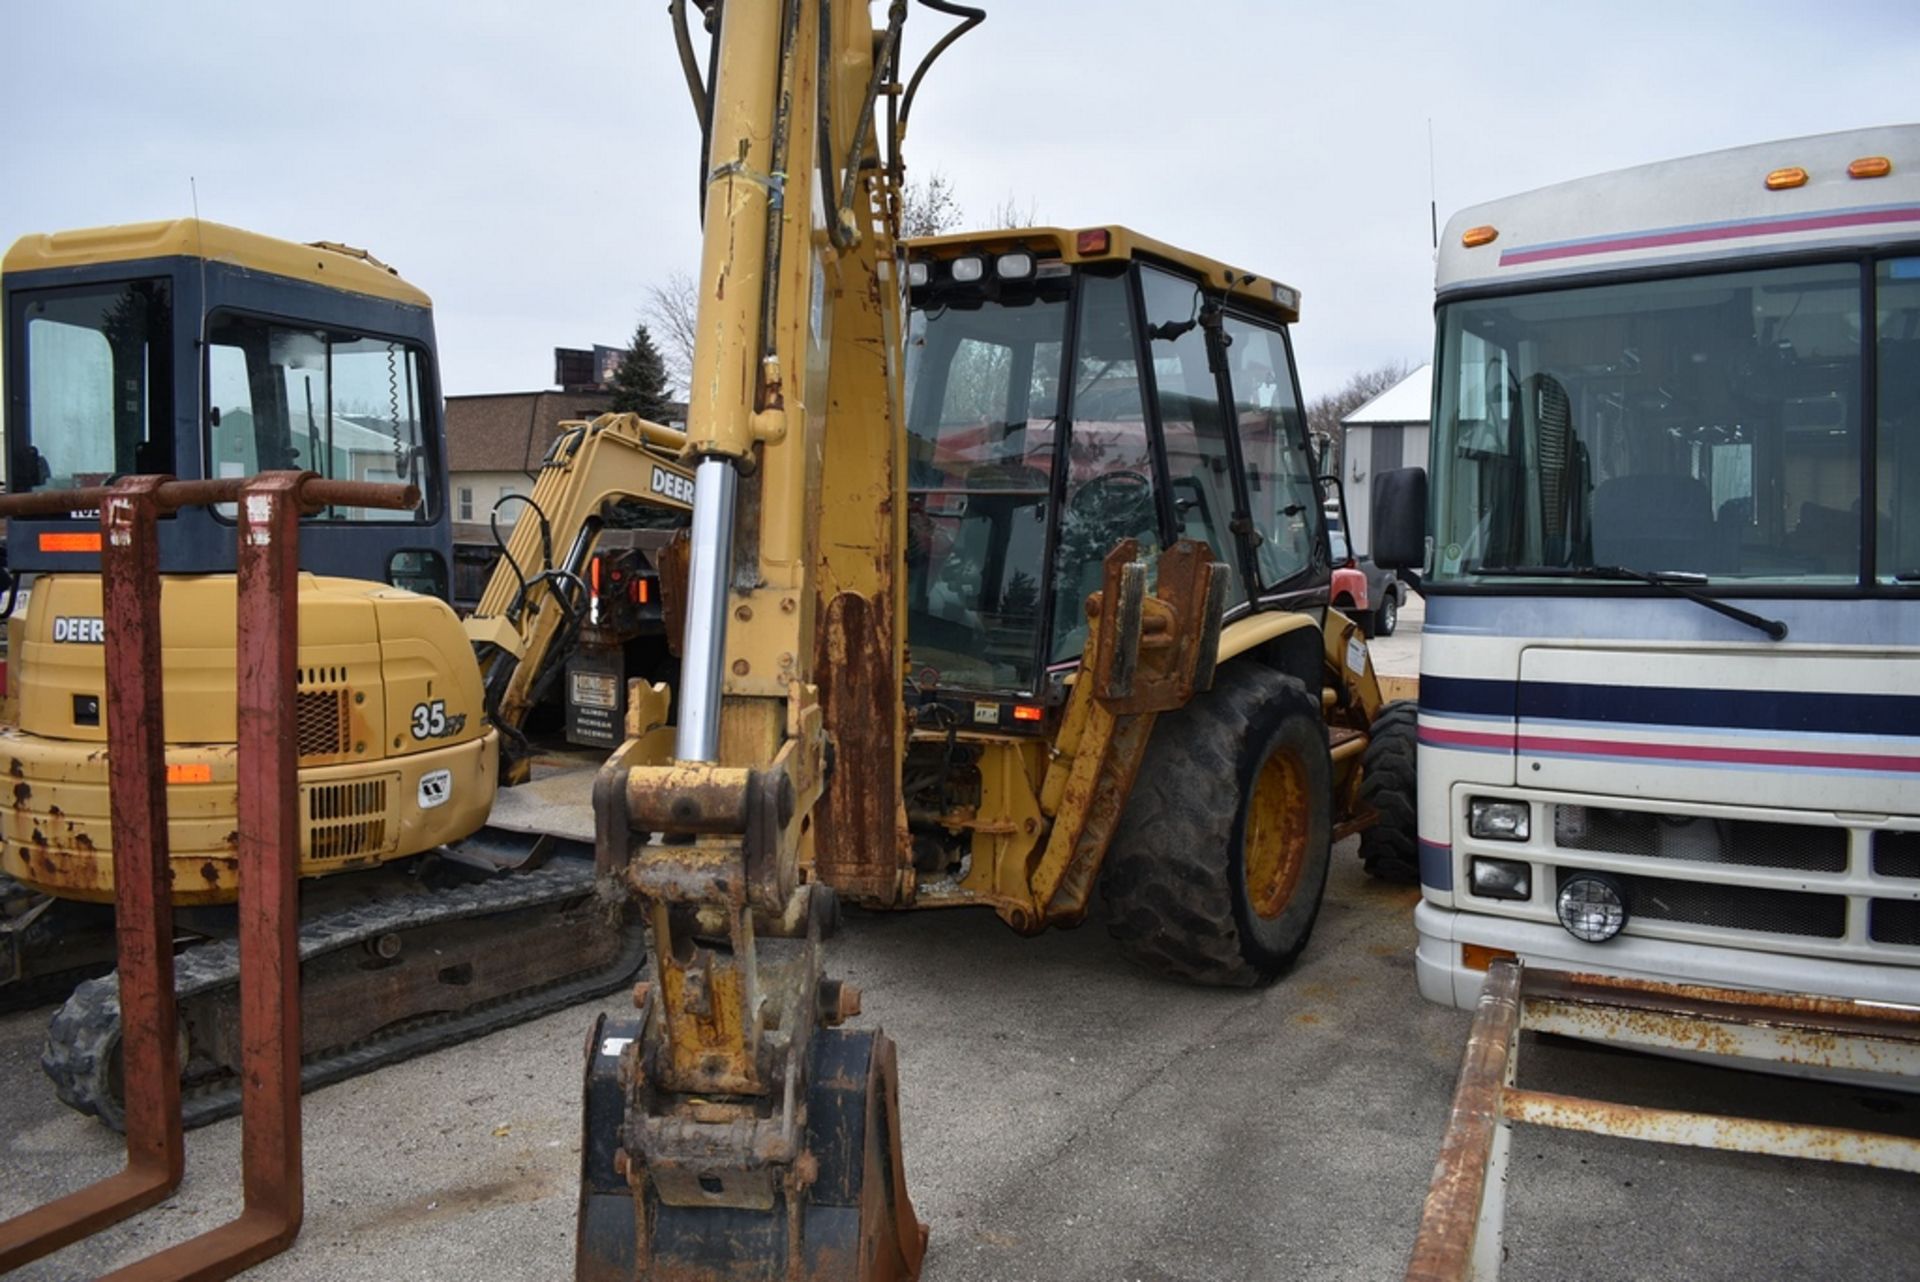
[{"xmin": 3, "ymin": 221, "xmax": 451, "ymax": 591}]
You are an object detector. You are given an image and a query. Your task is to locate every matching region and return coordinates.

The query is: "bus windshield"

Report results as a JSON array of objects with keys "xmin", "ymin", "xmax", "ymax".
[{"xmin": 1429, "ymin": 261, "xmax": 1911, "ymax": 587}]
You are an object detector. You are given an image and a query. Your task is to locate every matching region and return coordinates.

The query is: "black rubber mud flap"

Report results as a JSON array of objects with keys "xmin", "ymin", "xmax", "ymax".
[{"xmin": 575, "ymin": 1024, "xmax": 927, "ymax": 1281}]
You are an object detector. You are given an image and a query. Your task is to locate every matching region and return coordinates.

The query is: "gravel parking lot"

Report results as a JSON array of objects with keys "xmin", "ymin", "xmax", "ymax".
[{"xmin": 4, "ymin": 596, "xmax": 1915, "ymax": 1280}]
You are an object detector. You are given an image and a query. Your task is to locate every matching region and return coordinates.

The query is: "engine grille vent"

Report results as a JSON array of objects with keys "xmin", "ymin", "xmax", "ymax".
[
  {"xmin": 296, "ymin": 689, "xmax": 352, "ymax": 760},
  {"xmin": 1559, "ymin": 868, "xmax": 1846, "ymax": 940},
  {"xmin": 1873, "ymin": 832, "xmax": 1920, "ymax": 881},
  {"xmin": 306, "ymin": 778, "xmax": 390, "ymax": 861},
  {"xmin": 1870, "ymin": 899, "xmax": 1920, "ymax": 947},
  {"xmin": 1554, "ymin": 807, "xmax": 1846, "ymax": 873}
]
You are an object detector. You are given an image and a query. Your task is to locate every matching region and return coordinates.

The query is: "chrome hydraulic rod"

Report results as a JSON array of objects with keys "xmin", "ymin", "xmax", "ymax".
[{"xmin": 674, "ymin": 456, "xmax": 740, "ymax": 763}]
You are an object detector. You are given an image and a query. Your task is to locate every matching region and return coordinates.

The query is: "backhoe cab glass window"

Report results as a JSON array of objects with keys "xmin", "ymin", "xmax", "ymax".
[
  {"xmin": 16, "ymin": 280, "xmax": 173, "ymax": 492},
  {"xmin": 207, "ymin": 311, "xmax": 430, "ymax": 522},
  {"xmin": 905, "ymin": 292, "xmax": 1068, "ymax": 692},
  {"xmin": 1139, "ymin": 267, "xmax": 1245, "ymax": 604},
  {"xmin": 1431, "ymin": 263, "xmax": 1863, "ymax": 585},
  {"xmin": 1051, "ymin": 271, "xmax": 1159, "ymax": 662},
  {"xmin": 1223, "ymin": 317, "xmax": 1316, "ymax": 589}
]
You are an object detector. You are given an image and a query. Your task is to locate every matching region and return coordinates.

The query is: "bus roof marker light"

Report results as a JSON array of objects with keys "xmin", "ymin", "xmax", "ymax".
[
  {"xmin": 1765, "ymin": 166, "xmax": 1809, "ymax": 190},
  {"xmin": 1461, "ymin": 225, "xmax": 1498, "ymax": 248},
  {"xmin": 1075, "ymin": 228, "xmax": 1111, "ymax": 256},
  {"xmin": 1848, "ymin": 156, "xmax": 1892, "ymax": 179}
]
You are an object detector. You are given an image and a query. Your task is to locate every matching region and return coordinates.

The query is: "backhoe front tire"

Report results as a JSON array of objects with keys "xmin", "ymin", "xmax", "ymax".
[
  {"xmin": 1357, "ymin": 700, "xmax": 1419, "ymax": 882},
  {"xmin": 1100, "ymin": 664, "xmax": 1332, "ymax": 987}
]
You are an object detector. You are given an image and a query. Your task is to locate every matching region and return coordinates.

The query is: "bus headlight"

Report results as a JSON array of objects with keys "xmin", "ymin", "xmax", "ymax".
[
  {"xmin": 1556, "ymin": 873, "xmax": 1629, "ymax": 943},
  {"xmin": 1469, "ymin": 798, "xmax": 1529, "ymax": 841},
  {"xmin": 1469, "ymin": 857, "xmax": 1531, "ymax": 901}
]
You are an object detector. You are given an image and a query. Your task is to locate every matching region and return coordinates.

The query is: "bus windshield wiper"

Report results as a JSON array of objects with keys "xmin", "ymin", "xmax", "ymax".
[{"xmin": 1474, "ymin": 564, "xmax": 1789, "ymax": 641}]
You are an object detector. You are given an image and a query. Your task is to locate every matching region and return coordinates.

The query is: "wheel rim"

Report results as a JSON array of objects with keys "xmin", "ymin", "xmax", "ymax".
[{"xmin": 1243, "ymin": 743, "xmax": 1310, "ymax": 919}]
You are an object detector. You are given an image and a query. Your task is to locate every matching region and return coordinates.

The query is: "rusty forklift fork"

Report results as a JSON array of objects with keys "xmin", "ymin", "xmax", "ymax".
[
  {"xmin": 1407, "ymin": 959, "xmax": 1920, "ymax": 1281},
  {"xmin": 0, "ymin": 472, "xmax": 415, "ymax": 1280}
]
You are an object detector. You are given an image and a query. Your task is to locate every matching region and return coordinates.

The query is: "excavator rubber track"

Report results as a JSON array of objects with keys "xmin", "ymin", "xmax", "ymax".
[
  {"xmin": 1, "ymin": 873, "xmax": 119, "ymax": 1015},
  {"xmin": 42, "ymin": 855, "xmax": 645, "ymax": 1131}
]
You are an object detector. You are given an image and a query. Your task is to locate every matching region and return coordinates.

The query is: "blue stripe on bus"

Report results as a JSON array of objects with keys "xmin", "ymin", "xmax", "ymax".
[{"xmin": 1421, "ymin": 676, "xmax": 1920, "ymax": 739}]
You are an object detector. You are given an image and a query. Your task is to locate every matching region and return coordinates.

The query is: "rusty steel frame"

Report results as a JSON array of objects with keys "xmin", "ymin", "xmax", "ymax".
[
  {"xmin": 1406, "ymin": 960, "xmax": 1920, "ymax": 1282},
  {"xmin": 0, "ymin": 472, "xmax": 415, "ymax": 1280}
]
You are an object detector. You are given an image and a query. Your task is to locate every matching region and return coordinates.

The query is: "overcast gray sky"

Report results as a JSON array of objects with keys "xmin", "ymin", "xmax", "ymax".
[{"xmin": 5, "ymin": 1, "xmax": 1915, "ymax": 402}]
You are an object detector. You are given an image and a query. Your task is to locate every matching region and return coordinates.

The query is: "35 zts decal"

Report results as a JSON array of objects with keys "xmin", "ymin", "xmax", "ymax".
[{"xmin": 409, "ymin": 699, "xmax": 467, "ymax": 741}]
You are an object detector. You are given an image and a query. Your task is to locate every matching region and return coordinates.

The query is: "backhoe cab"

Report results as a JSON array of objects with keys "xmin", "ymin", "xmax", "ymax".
[{"xmin": 897, "ymin": 226, "xmax": 1375, "ymax": 973}]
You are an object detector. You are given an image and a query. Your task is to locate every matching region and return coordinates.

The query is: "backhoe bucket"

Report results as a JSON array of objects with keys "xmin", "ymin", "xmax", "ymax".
[{"xmin": 577, "ymin": 1017, "xmax": 926, "ymax": 1282}]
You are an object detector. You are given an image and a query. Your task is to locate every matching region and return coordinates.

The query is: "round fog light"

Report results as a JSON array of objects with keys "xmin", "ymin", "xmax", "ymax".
[{"xmin": 1556, "ymin": 873, "xmax": 1628, "ymax": 943}]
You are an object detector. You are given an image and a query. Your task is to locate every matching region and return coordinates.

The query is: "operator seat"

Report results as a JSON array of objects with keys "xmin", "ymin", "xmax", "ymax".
[{"xmin": 1590, "ymin": 473, "xmax": 1716, "ymax": 574}]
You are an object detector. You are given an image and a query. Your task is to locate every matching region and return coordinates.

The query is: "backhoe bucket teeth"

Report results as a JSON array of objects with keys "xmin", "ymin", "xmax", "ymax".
[{"xmin": 576, "ymin": 1020, "xmax": 927, "ymax": 1282}]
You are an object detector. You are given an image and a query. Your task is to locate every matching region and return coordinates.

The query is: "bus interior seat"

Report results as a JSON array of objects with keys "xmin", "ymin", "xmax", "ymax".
[{"xmin": 1591, "ymin": 473, "xmax": 1717, "ymax": 573}]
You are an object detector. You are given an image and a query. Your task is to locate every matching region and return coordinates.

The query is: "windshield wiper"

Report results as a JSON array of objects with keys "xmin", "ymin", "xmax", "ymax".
[{"xmin": 1474, "ymin": 564, "xmax": 1789, "ymax": 641}]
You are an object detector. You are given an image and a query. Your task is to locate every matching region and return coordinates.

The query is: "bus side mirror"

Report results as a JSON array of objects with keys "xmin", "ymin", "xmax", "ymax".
[{"xmin": 1373, "ymin": 467, "xmax": 1427, "ymax": 576}]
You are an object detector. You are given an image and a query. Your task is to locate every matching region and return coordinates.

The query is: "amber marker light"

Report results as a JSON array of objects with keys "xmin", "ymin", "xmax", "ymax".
[
  {"xmin": 1075, "ymin": 228, "xmax": 1111, "ymax": 255},
  {"xmin": 1765, "ymin": 166, "xmax": 1809, "ymax": 190},
  {"xmin": 39, "ymin": 531, "xmax": 102, "ymax": 553},
  {"xmin": 1461, "ymin": 225, "xmax": 1498, "ymax": 248},
  {"xmin": 1012, "ymin": 704, "xmax": 1043, "ymax": 722},
  {"xmin": 167, "ymin": 763, "xmax": 214, "ymax": 784},
  {"xmin": 1849, "ymin": 156, "xmax": 1892, "ymax": 179},
  {"xmin": 1460, "ymin": 943, "xmax": 1516, "ymax": 973}
]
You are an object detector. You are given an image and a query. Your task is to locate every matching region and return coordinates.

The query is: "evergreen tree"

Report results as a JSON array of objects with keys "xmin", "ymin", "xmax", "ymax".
[{"xmin": 609, "ymin": 320, "xmax": 674, "ymax": 420}]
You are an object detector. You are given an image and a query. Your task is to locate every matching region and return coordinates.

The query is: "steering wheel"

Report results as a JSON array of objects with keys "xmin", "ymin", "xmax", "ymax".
[{"xmin": 1069, "ymin": 469, "xmax": 1150, "ymax": 508}]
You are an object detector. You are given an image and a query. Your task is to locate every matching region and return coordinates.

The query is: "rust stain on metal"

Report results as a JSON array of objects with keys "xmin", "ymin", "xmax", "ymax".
[
  {"xmin": 1405, "ymin": 961, "xmax": 1520, "ymax": 1282},
  {"xmin": 811, "ymin": 591, "xmax": 904, "ymax": 905}
]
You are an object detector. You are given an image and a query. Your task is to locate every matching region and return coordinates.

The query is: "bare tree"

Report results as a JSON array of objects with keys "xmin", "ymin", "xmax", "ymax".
[
  {"xmin": 643, "ymin": 270, "xmax": 699, "ymax": 398},
  {"xmin": 1307, "ymin": 360, "xmax": 1416, "ymax": 473},
  {"xmin": 985, "ymin": 192, "xmax": 1041, "ymax": 229},
  {"xmin": 898, "ymin": 171, "xmax": 963, "ymax": 237}
]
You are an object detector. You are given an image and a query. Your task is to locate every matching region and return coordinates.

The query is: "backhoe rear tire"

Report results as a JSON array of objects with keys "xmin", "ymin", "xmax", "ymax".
[
  {"xmin": 1357, "ymin": 700, "xmax": 1419, "ymax": 882},
  {"xmin": 1100, "ymin": 664, "xmax": 1332, "ymax": 987}
]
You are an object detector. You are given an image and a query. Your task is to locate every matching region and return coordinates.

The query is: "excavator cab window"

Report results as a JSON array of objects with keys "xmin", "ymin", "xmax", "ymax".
[
  {"xmin": 11, "ymin": 279, "xmax": 174, "ymax": 492},
  {"xmin": 206, "ymin": 310, "xmax": 433, "ymax": 524}
]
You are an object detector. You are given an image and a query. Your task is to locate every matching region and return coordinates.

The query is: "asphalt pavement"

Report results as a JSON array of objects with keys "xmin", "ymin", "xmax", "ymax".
[{"xmin": 3, "ymin": 595, "xmax": 1916, "ymax": 1280}]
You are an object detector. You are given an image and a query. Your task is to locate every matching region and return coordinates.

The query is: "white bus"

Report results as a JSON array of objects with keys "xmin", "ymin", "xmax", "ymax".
[{"xmin": 1374, "ymin": 125, "xmax": 1920, "ymax": 1018}]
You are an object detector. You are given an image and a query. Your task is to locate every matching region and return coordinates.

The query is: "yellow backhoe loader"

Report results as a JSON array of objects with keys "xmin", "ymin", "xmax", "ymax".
[
  {"xmin": 0, "ymin": 222, "xmax": 695, "ymax": 1127},
  {"xmin": 572, "ymin": 1, "xmax": 1413, "ymax": 1277}
]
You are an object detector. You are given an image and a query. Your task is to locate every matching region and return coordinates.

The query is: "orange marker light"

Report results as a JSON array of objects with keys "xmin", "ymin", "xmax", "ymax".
[
  {"xmin": 1461, "ymin": 943, "xmax": 1516, "ymax": 973},
  {"xmin": 1765, "ymin": 166, "xmax": 1809, "ymax": 190},
  {"xmin": 637, "ymin": 578, "xmax": 651, "ymax": 604},
  {"xmin": 167, "ymin": 763, "xmax": 214, "ymax": 784},
  {"xmin": 39, "ymin": 531, "xmax": 102, "ymax": 553},
  {"xmin": 1849, "ymin": 156, "xmax": 1892, "ymax": 179},
  {"xmin": 1075, "ymin": 228, "xmax": 1111, "ymax": 256},
  {"xmin": 1012, "ymin": 704, "xmax": 1043, "ymax": 722},
  {"xmin": 1461, "ymin": 225, "xmax": 1498, "ymax": 248}
]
